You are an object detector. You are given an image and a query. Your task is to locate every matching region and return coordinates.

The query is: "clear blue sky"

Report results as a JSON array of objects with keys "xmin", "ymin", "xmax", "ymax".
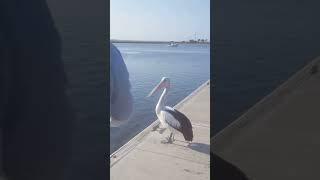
[{"xmin": 111, "ymin": 0, "xmax": 210, "ymax": 41}]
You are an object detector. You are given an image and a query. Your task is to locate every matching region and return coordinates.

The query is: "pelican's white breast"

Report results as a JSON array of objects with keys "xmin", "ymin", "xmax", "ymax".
[{"xmin": 160, "ymin": 108, "xmax": 181, "ymax": 133}]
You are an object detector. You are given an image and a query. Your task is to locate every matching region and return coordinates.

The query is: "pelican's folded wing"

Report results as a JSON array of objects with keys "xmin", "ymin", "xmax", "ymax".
[{"xmin": 164, "ymin": 106, "xmax": 193, "ymax": 141}]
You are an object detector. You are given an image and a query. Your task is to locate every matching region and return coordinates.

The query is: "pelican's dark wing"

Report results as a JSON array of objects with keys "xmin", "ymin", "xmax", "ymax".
[{"xmin": 163, "ymin": 106, "xmax": 193, "ymax": 141}]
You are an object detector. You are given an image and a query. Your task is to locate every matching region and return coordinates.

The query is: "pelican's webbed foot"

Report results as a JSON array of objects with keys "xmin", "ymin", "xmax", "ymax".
[{"xmin": 161, "ymin": 133, "xmax": 174, "ymax": 144}]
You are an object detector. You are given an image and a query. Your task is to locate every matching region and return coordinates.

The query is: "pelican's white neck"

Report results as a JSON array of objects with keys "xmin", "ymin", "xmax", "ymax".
[{"xmin": 156, "ymin": 87, "xmax": 169, "ymax": 115}]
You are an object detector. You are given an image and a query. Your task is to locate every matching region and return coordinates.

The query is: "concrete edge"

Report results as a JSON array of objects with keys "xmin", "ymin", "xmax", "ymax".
[
  {"xmin": 211, "ymin": 56, "xmax": 320, "ymax": 152},
  {"xmin": 110, "ymin": 79, "xmax": 210, "ymax": 166}
]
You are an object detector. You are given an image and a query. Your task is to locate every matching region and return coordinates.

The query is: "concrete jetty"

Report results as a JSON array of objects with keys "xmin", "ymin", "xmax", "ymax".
[
  {"xmin": 212, "ymin": 56, "xmax": 320, "ymax": 179},
  {"xmin": 111, "ymin": 80, "xmax": 210, "ymax": 180}
]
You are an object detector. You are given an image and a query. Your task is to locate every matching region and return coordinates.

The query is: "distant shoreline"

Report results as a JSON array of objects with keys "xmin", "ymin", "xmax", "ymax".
[{"xmin": 110, "ymin": 39, "xmax": 210, "ymax": 44}]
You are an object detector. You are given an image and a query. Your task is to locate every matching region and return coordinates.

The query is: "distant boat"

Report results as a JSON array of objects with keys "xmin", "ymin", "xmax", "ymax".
[{"xmin": 168, "ymin": 41, "xmax": 178, "ymax": 47}]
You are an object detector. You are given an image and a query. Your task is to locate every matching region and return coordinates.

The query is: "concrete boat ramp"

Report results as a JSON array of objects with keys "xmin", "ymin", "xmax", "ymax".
[
  {"xmin": 110, "ymin": 80, "xmax": 210, "ymax": 180},
  {"xmin": 212, "ymin": 56, "xmax": 320, "ymax": 179}
]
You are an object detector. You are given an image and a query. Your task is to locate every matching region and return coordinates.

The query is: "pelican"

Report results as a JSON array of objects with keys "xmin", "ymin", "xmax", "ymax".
[{"xmin": 147, "ymin": 77, "xmax": 193, "ymax": 143}]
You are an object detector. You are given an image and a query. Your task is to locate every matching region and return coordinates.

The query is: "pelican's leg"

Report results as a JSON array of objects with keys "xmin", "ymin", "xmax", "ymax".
[
  {"xmin": 172, "ymin": 134, "xmax": 175, "ymax": 142},
  {"xmin": 166, "ymin": 132, "xmax": 173, "ymax": 143},
  {"xmin": 161, "ymin": 132, "xmax": 174, "ymax": 144}
]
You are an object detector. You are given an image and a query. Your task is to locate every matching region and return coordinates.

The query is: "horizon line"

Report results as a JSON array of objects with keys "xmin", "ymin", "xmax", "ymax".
[{"xmin": 110, "ymin": 39, "xmax": 210, "ymax": 43}]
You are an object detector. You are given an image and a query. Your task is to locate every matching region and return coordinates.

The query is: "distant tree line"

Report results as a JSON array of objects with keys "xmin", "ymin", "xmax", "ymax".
[{"xmin": 179, "ymin": 40, "xmax": 209, "ymax": 43}]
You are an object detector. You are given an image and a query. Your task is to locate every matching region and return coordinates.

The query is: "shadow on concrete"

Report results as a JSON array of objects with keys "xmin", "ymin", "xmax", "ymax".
[{"xmin": 187, "ymin": 142, "xmax": 210, "ymax": 155}]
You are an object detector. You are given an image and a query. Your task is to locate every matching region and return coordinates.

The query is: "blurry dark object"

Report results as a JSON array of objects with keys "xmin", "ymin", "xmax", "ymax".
[
  {"xmin": 110, "ymin": 43, "xmax": 133, "ymax": 127},
  {"xmin": 0, "ymin": 1, "xmax": 73, "ymax": 179},
  {"xmin": 310, "ymin": 65, "xmax": 318, "ymax": 75},
  {"xmin": 212, "ymin": 153, "xmax": 249, "ymax": 180}
]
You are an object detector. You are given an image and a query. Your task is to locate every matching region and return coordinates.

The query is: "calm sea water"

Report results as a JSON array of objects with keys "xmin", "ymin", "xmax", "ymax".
[{"xmin": 110, "ymin": 43, "xmax": 210, "ymax": 153}]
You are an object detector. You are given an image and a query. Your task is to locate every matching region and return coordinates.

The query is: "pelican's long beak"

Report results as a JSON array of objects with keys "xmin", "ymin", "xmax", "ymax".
[{"xmin": 147, "ymin": 79, "xmax": 166, "ymax": 97}]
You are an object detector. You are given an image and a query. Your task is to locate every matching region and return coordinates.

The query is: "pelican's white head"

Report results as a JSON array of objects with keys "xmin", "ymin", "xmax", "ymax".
[{"xmin": 147, "ymin": 77, "xmax": 170, "ymax": 97}]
